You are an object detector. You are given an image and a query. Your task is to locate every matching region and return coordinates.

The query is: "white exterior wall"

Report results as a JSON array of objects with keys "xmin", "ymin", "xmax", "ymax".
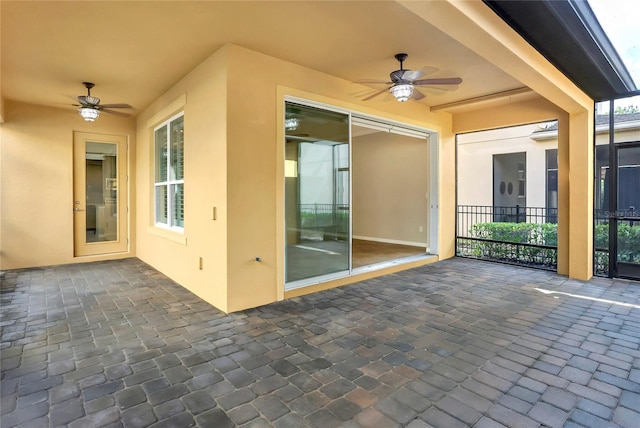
[
  {"xmin": 457, "ymin": 121, "xmax": 640, "ymax": 209},
  {"xmin": 457, "ymin": 122, "xmax": 557, "ymax": 208}
]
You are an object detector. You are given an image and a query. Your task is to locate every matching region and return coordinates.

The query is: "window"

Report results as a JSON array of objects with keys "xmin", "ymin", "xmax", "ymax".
[
  {"xmin": 546, "ymin": 149, "xmax": 558, "ymax": 223},
  {"xmin": 493, "ymin": 152, "xmax": 526, "ymax": 222},
  {"xmin": 154, "ymin": 113, "xmax": 184, "ymax": 230}
]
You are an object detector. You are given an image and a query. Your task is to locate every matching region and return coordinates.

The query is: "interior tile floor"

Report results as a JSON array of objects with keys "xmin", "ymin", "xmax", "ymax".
[{"xmin": 2, "ymin": 257, "xmax": 640, "ymax": 427}]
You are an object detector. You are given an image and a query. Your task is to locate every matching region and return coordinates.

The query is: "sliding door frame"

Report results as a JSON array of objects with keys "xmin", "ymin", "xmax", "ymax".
[{"xmin": 283, "ymin": 96, "xmax": 438, "ymax": 291}]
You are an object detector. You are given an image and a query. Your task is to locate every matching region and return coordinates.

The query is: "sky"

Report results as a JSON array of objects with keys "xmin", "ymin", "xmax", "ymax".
[{"xmin": 588, "ymin": 0, "xmax": 640, "ymax": 87}]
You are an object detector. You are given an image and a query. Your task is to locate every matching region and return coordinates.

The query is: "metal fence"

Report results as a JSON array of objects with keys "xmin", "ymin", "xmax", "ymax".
[
  {"xmin": 298, "ymin": 203, "xmax": 349, "ymax": 240},
  {"xmin": 594, "ymin": 210, "xmax": 610, "ymax": 276},
  {"xmin": 457, "ymin": 205, "xmax": 558, "ymax": 270}
]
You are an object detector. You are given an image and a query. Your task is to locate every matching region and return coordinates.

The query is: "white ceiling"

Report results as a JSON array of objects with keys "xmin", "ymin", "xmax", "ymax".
[{"xmin": 1, "ymin": 1, "xmax": 525, "ymax": 117}]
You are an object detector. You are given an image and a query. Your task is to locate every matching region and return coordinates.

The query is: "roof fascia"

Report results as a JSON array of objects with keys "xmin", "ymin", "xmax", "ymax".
[{"xmin": 484, "ymin": 0, "xmax": 636, "ymax": 100}]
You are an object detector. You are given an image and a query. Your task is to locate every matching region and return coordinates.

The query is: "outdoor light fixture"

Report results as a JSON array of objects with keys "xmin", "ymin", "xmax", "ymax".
[
  {"xmin": 390, "ymin": 84, "xmax": 414, "ymax": 102},
  {"xmin": 78, "ymin": 107, "xmax": 100, "ymax": 122},
  {"xmin": 285, "ymin": 117, "xmax": 300, "ymax": 131}
]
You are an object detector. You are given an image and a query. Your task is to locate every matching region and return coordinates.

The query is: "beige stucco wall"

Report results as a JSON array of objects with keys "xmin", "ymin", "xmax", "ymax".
[
  {"xmin": 352, "ymin": 132, "xmax": 429, "ymax": 247},
  {"xmin": 135, "ymin": 43, "xmax": 454, "ymax": 313},
  {"xmin": 0, "ymin": 100, "xmax": 136, "ymax": 269},
  {"xmin": 227, "ymin": 45, "xmax": 453, "ymax": 311},
  {"xmin": 135, "ymin": 47, "xmax": 229, "ymax": 311}
]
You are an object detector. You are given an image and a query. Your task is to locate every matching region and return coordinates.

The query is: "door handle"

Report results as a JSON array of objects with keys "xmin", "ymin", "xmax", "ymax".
[{"xmin": 74, "ymin": 207, "xmax": 85, "ymax": 212}]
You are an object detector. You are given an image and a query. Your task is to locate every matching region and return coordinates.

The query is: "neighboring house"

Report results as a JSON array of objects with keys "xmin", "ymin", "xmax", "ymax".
[
  {"xmin": 458, "ymin": 112, "xmax": 640, "ymax": 216},
  {"xmin": 1, "ymin": 1, "xmax": 637, "ymax": 313}
]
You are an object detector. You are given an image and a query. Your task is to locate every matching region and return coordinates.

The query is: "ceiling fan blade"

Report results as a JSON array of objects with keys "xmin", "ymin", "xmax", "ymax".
[
  {"xmin": 413, "ymin": 77, "xmax": 462, "ymax": 86},
  {"xmin": 401, "ymin": 70, "xmax": 423, "ymax": 82},
  {"xmin": 355, "ymin": 79, "xmax": 393, "ymax": 85},
  {"xmin": 101, "ymin": 109, "xmax": 131, "ymax": 117},
  {"xmin": 412, "ymin": 88, "xmax": 426, "ymax": 100},
  {"xmin": 362, "ymin": 86, "xmax": 392, "ymax": 101},
  {"xmin": 407, "ymin": 65, "xmax": 440, "ymax": 81},
  {"xmin": 100, "ymin": 103, "xmax": 132, "ymax": 109}
]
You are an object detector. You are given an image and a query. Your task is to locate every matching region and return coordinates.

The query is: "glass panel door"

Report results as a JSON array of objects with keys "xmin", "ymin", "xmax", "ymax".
[
  {"xmin": 74, "ymin": 132, "xmax": 128, "ymax": 256},
  {"xmin": 86, "ymin": 142, "xmax": 118, "ymax": 242},
  {"xmin": 614, "ymin": 144, "xmax": 640, "ymax": 278},
  {"xmin": 285, "ymin": 102, "xmax": 350, "ymax": 285}
]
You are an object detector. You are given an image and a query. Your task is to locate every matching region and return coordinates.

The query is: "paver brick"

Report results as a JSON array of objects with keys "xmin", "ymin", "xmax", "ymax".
[
  {"xmin": 390, "ymin": 387, "xmax": 431, "ymax": 413},
  {"xmin": 121, "ymin": 403, "xmax": 157, "ymax": 427},
  {"xmin": 181, "ymin": 390, "xmax": 216, "ymax": 414},
  {"xmin": 288, "ymin": 391, "xmax": 330, "ymax": 417},
  {"xmin": 436, "ymin": 395, "xmax": 483, "ymax": 425},
  {"xmin": 327, "ymin": 397, "xmax": 362, "ymax": 421},
  {"xmin": 375, "ymin": 397, "xmax": 417, "ymax": 424},
  {"xmin": 578, "ymin": 398, "xmax": 613, "ymax": 420},
  {"xmin": 528, "ymin": 401, "xmax": 569, "ymax": 428},
  {"xmin": 253, "ymin": 395, "xmax": 290, "ymax": 421},
  {"xmin": 421, "ymin": 407, "xmax": 468, "ymax": 428},
  {"xmin": 218, "ymin": 388, "xmax": 257, "ymax": 411},
  {"xmin": 487, "ymin": 404, "xmax": 539, "ymax": 428},
  {"xmin": 115, "ymin": 385, "xmax": 147, "ymax": 410},
  {"xmin": 6, "ymin": 258, "xmax": 640, "ymax": 427},
  {"xmin": 148, "ymin": 384, "xmax": 189, "ymax": 406},
  {"xmin": 570, "ymin": 409, "xmax": 613, "ymax": 428},
  {"xmin": 498, "ymin": 394, "xmax": 532, "ymax": 415},
  {"xmin": 150, "ymin": 412, "xmax": 196, "ymax": 428}
]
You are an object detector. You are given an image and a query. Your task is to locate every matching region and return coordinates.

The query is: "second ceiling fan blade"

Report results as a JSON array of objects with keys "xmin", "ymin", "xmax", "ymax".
[
  {"xmin": 412, "ymin": 88, "xmax": 426, "ymax": 100},
  {"xmin": 100, "ymin": 103, "xmax": 132, "ymax": 109},
  {"xmin": 356, "ymin": 79, "xmax": 393, "ymax": 85},
  {"xmin": 413, "ymin": 77, "xmax": 462, "ymax": 86},
  {"xmin": 362, "ymin": 86, "xmax": 392, "ymax": 101}
]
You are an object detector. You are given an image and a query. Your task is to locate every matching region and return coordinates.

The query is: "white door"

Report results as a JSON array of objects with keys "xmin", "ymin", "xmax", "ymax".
[{"xmin": 73, "ymin": 132, "xmax": 128, "ymax": 256}]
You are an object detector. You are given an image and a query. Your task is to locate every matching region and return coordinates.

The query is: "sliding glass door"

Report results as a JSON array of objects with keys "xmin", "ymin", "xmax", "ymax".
[{"xmin": 285, "ymin": 102, "xmax": 350, "ymax": 284}]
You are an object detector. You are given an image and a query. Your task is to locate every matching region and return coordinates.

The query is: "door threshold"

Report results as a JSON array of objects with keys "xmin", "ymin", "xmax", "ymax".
[{"xmin": 352, "ymin": 254, "xmax": 437, "ymax": 274}]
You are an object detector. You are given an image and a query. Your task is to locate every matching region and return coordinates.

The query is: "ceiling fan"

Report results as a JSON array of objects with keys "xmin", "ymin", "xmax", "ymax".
[
  {"xmin": 74, "ymin": 82, "xmax": 132, "ymax": 121},
  {"xmin": 361, "ymin": 53, "xmax": 462, "ymax": 102}
]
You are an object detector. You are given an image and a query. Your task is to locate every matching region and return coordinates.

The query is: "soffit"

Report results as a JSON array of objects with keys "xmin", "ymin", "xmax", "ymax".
[{"xmin": 1, "ymin": 1, "xmax": 524, "ymax": 117}]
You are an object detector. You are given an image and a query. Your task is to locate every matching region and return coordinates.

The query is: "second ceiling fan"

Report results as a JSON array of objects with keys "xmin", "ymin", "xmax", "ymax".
[
  {"xmin": 362, "ymin": 53, "xmax": 462, "ymax": 102},
  {"xmin": 74, "ymin": 82, "xmax": 132, "ymax": 121}
]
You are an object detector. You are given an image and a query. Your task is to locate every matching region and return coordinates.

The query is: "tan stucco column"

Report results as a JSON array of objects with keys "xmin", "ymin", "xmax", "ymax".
[
  {"xmin": 556, "ymin": 114, "xmax": 569, "ymax": 276},
  {"xmin": 567, "ymin": 110, "xmax": 594, "ymax": 280}
]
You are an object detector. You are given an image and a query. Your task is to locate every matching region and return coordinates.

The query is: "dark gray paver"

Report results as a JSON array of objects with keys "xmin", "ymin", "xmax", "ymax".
[{"xmin": 2, "ymin": 257, "xmax": 640, "ymax": 427}]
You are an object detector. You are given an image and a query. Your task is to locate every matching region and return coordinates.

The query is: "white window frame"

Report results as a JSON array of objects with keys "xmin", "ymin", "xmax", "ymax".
[{"xmin": 154, "ymin": 112, "xmax": 185, "ymax": 232}]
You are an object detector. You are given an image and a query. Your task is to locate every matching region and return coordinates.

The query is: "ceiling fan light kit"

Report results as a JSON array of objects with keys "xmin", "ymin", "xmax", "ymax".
[
  {"xmin": 390, "ymin": 84, "xmax": 414, "ymax": 102},
  {"xmin": 285, "ymin": 117, "xmax": 300, "ymax": 131},
  {"xmin": 78, "ymin": 107, "xmax": 100, "ymax": 122}
]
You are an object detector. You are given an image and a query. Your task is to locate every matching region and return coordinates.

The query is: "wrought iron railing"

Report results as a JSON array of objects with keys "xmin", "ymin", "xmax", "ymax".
[
  {"xmin": 456, "ymin": 205, "xmax": 558, "ymax": 270},
  {"xmin": 298, "ymin": 203, "xmax": 349, "ymax": 240}
]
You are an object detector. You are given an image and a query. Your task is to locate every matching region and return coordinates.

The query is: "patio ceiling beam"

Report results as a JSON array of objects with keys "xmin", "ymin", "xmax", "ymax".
[{"xmin": 397, "ymin": 0, "xmax": 593, "ymax": 114}]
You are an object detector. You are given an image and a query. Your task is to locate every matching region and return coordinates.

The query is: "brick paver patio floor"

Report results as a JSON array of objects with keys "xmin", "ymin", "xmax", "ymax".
[{"xmin": 2, "ymin": 257, "xmax": 640, "ymax": 427}]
